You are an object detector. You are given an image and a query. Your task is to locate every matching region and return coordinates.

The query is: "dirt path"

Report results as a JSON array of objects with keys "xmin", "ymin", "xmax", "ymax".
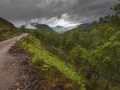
[{"xmin": 0, "ymin": 33, "xmax": 28, "ymax": 90}]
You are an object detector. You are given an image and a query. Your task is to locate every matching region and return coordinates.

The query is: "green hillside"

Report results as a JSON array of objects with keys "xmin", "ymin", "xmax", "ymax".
[
  {"xmin": 0, "ymin": 1, "xmax": 120, "ymax": 90},
  {"xmin": 63, "ymin": 24, "xmax": 94, "ymax": 36},
  {"xmin": 18, "ymin": 34, "xmax": 86, "ymax": 90},
  {"xmin": 0, "ymin": 17, "xmax": 20, "ymax": 41},
  {"xmin": 19, "ymin": 2, "xmax": 120, "ymax": 90}
]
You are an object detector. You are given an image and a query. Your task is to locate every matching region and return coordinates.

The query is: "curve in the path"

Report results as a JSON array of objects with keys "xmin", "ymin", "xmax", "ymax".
[
  {"xmin": 0, "ymin": 33, "xmax": 28, "ymax": 60},
  {"xmin": 0, "ymin": 33, "xmax": 28, "ymax": 90}
]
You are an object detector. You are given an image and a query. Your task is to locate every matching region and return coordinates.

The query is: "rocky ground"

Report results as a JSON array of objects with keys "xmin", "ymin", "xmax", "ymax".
[
  {"xmin": 8, "ymin": 45, "xmax": 31, "ymax": 90},
  {"xmin": 8, "ymin": 44, "xmax": 81, "ymax": 90}
]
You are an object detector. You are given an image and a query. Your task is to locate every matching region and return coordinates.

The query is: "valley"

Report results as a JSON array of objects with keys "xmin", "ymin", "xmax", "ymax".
[{"xmin": 0, "ymin": 1, "xmax": 120, "ymax": 90}]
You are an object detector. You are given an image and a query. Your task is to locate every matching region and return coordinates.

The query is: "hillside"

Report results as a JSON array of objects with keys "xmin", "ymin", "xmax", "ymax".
[
  {"xmin": 51, "ymin": 25, "xmax": 68, "ymax": 33},
  {"xmin": 61, "ymin": 23, "xmax": 94, "ymax": 37},
  {"xmin": 17, "ymin": 34, "xmax": 86, "ymax": 90},
  {"xmin": 31, "ymin": 23, "xmax": 53, "ymax": 31},
  {"xmin": 63, "ymin": 21, "xmax": 109, "ymax": 35},
  {"xmin": 70, "ymin": 23, "xmax": 94, "ymax": 32},
  {"xmin": 0, "ymin": 17, "xmax": 20, "ymax": 41}
]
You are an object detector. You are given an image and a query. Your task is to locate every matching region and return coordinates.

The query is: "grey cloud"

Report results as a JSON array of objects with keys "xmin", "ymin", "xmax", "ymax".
[{"xmin": 0, "ymin": 0, "xmax": 119, "ymax": 26}]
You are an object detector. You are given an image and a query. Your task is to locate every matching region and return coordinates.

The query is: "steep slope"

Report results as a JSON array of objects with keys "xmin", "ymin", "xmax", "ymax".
[
  {"xmin": 73, "ymin": 23, "xmax": 94, "ymax": 33},
  {"xmin": 0, "ymin": 17, "xmax": 18, "ymax": 32},
  {"xmin": 78, "ymin": 23, "xmax": 93, "ymax": 27},
  {"xmin": 51, "ymin": 25, "xmax": 68, "ymax": 33},
  {"xmin": 18, "ymin": 35, "xmax": 86, "ymax": 89},
  {"xmin": 66, "ymin": 25, "xmax": 78, "ymax": 30},
  {"xmin": 0, "ymin": 17, "xmax": 19, "ymax": 41},
  {"xmin": 68, "ymin": 20, "xmax": 110, "ymax": 34},
  {"xmin": 31, "ymin": 22, "xmax": 53, "ymax": 31},
  {"xmin": 0, "ymin": 17, "xmax": 15, "ymax": 27},
  {"xmin": 62, "ymin": 23, "xmax": 94, "ymax": 36}
]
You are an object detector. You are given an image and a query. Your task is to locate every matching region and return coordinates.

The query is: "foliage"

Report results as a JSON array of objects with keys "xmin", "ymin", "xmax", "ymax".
[
  {"xmin": 18, "ymin": 34, "xmax": 86, "ymax": 89},
  {"xmin": 12, "ymin": 1, "xmax": 120, "ymax": 90},
  {"xmin": 0, "ymin": 17, "xmax": 20, "ymax": 41},
  {"xmin": 70, "ymin": 45, "xmax": 86, "ymax": 66},
  {"xmin": 31, "ymin": 30, "xmax": 61, "ymax": 47},
  {"xmin": 20, "ymin": 25, "xmax": 26, "ymax": 32}
]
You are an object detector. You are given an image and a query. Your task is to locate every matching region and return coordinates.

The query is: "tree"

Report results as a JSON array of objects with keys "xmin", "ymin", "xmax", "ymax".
[
  {"xmin": 89, "ymin": 20, "xmax": 120, "ymax": 89},
  {"xmin": 78, "ymin": 32, "xmax": 93, "ymax": 49},
  {"xmin": 70, "ymin": 45, "xmax": 86, "ymax": 67},
  {"xmin": 99, "ymin": 17, "xmax": 104, "ymax": 22},
  {"xmin": 20, "ymin": 25, "xmax": 26, "ymax": 32},
  {"xmin": 71, "ymin": 30, "xmax": 80, "ymax": 43},
  {"xmin": 64, "ymin": 40, "xmax": 76, "ymax": 52},
  {"xmin": 104, "ymin": 1, "xmax": 120, "ymax": 26}
]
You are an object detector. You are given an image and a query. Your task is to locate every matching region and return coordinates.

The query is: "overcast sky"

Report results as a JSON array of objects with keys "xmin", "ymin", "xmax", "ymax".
[{"xmin": 0, "ymin": 0, "xmax": 119, "ymax": 27}]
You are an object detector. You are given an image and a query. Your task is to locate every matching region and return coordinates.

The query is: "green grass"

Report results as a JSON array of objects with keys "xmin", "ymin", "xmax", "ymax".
[
  {"xmin": 18, "ymin": 34, "xmax": 86, "ymax": 90},
  {"xmin": 0, "ymin": 18, "xmax": 20, "ymax": 41}
]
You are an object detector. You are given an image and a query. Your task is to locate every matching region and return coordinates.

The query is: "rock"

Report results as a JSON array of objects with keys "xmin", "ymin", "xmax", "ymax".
[
  {"xmin": 15, "ymin": 82, "xmax": 20, "ymax": 87},
  {"xmin": 65, "ymin": 83, "xmax": 73, "ymax": 89}
]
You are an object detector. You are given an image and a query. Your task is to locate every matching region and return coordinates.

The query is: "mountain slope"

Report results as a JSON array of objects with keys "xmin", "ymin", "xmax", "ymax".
[
  {"xmin": 66, "ymin": 25, "xmax": 78, "ymax": 30},
  {"xmin": 31, "ymin": 23, "xmax": 53, "ymax": 31},
  {"xmin": 51, "ymin": 25, "xmax": 68, "ymax": 33},
  {"xmin": 0, "ymin": 17, "xmax": 19, "ymax": 41},
  {"xmin": 70, "ymin": 20, "xmax": 110, "ymax": 33},
  {"xmin": 0, "ymin": 17, "xmax": 15, "ymax": 27},
  {"xmin": 0, "ymin": 17, "xmax": 17, "ymax": 31},
  {"xmin": 75, "ymin": 23, "xmax": 94, "ymax": 32},
  {"xmin": 18, "ymin": 35, "xmax": 86, "ymax": 89},
  {"xmin": 62, "ymin": 23, "xmax": 94, "ymax": 36}
]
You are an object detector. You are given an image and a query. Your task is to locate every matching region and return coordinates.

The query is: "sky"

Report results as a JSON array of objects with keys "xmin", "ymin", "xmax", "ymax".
[{"xmin": 0, "ymin": 0, "xmax": 119, "ymax": 28}]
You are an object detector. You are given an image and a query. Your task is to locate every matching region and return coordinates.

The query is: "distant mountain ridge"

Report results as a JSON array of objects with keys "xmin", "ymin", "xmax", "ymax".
[
  {"xmin": 78, "ymin": 23, "xmax": 93, "ymax": 27},
  {"xmin": 66, "ymin": 25, "xmax": 78, "ymax": 30},
  {"xmin": 51, "ymin": 25, "xmax": 68, "ymax": 33},
  {"xmin": 62, "ymin": 20, "xmax": 110, "ymax": 35},
  {"xmin": 77, "ymin": 20, "xmax": 110, "ymax": 28},
  {"xmin": 31, "ymin": 22, "xmax": 53, "ymax": 31},
  {"xmin": 25, "ymin": 20, "xmax": 110, "ymax": 33}
]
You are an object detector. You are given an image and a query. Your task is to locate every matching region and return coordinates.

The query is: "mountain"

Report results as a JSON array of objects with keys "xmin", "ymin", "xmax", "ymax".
[
  {"xmin": 66, "ymin": 25, "xmax": 78, "ymax": 30},
  {"xmin": 31, "ymin": 22, "xmax": 53, "ymax": 31},
  {"xmin": 99, "ymin": 20, "xmax": 110, "ymax": 23},
  {"xmin": 0, "ymin": 17, "xmax": 17, "ymax": 30},
  {"xmin": 25, "ymin": 24, "xmax": 36, "ymax": 29},
  {"xmin": 0, "ymin": 17, "xmax": 18, "ymax": 33},
  {"xmin": 77, "ymin": 20, "xmax": 110, "ymax": 28},
  {"xmin": 68, "ymin": 23, "xmax": 94, "ymax": 33},
  {"xmin": 78, "ymin": 23, "xmax": 93, "ymax": 27},
  {"xmin": 62, "ymin": 20, "xmax": 110, "ymax": 35},
  {"xmin": 51, "ymin": 25, "xmax": 68, "ymax": 33},
  {"xmin": 0, "ymin": 17, "xmax": 19, "ymax": 41},
  {"xmin": 61, "ymin": 23, "xmax": 94, "ymax": 36}
]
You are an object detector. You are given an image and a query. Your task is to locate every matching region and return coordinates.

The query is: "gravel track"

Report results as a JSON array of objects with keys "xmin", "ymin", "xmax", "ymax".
[{"xmin": 0, "ymin": 33, "xmax": 28, "ymax": 90}]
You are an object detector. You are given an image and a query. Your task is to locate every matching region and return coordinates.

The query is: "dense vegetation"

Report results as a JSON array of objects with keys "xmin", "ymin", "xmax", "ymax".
[
  {"xmin": 18, "ymin": 34, "xmax": 86, "ymax": 89},
  {"xmin": 1, "ymin": 1, "xmax": 120, "ymax": 90},
  {"xmin": 19, "ymin": 2, "xmax": 120, "ymax": 90},
  {"xmin": 0, "ymin": 17, "xmax": 20, "ymax": 41}
]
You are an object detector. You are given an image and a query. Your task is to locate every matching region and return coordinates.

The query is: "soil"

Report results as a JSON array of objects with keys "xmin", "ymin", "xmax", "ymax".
[{"xmin": 0, "ymin": 33, "xmax": 29, "ymax": 90}]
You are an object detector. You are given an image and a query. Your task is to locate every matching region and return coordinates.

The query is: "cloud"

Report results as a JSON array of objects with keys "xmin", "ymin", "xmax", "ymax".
[
  {"xmin": 28, "ymin": 13, "xmax": 80, "ymax": 27},
  {"xmin": 0, "ymin": 0, "xmax": 119, "ymax": 27}
]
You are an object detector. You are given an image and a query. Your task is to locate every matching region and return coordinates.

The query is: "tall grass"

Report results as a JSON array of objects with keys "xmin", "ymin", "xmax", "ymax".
[{"xmin": 18, "ymin": 34, "xmax": 86, "ymax": 90}]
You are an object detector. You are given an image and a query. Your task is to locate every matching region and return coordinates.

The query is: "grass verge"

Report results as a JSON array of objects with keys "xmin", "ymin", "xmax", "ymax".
[{"xmin": 18, "ymin": 34, "xmax": 86, "ymax": 90}]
